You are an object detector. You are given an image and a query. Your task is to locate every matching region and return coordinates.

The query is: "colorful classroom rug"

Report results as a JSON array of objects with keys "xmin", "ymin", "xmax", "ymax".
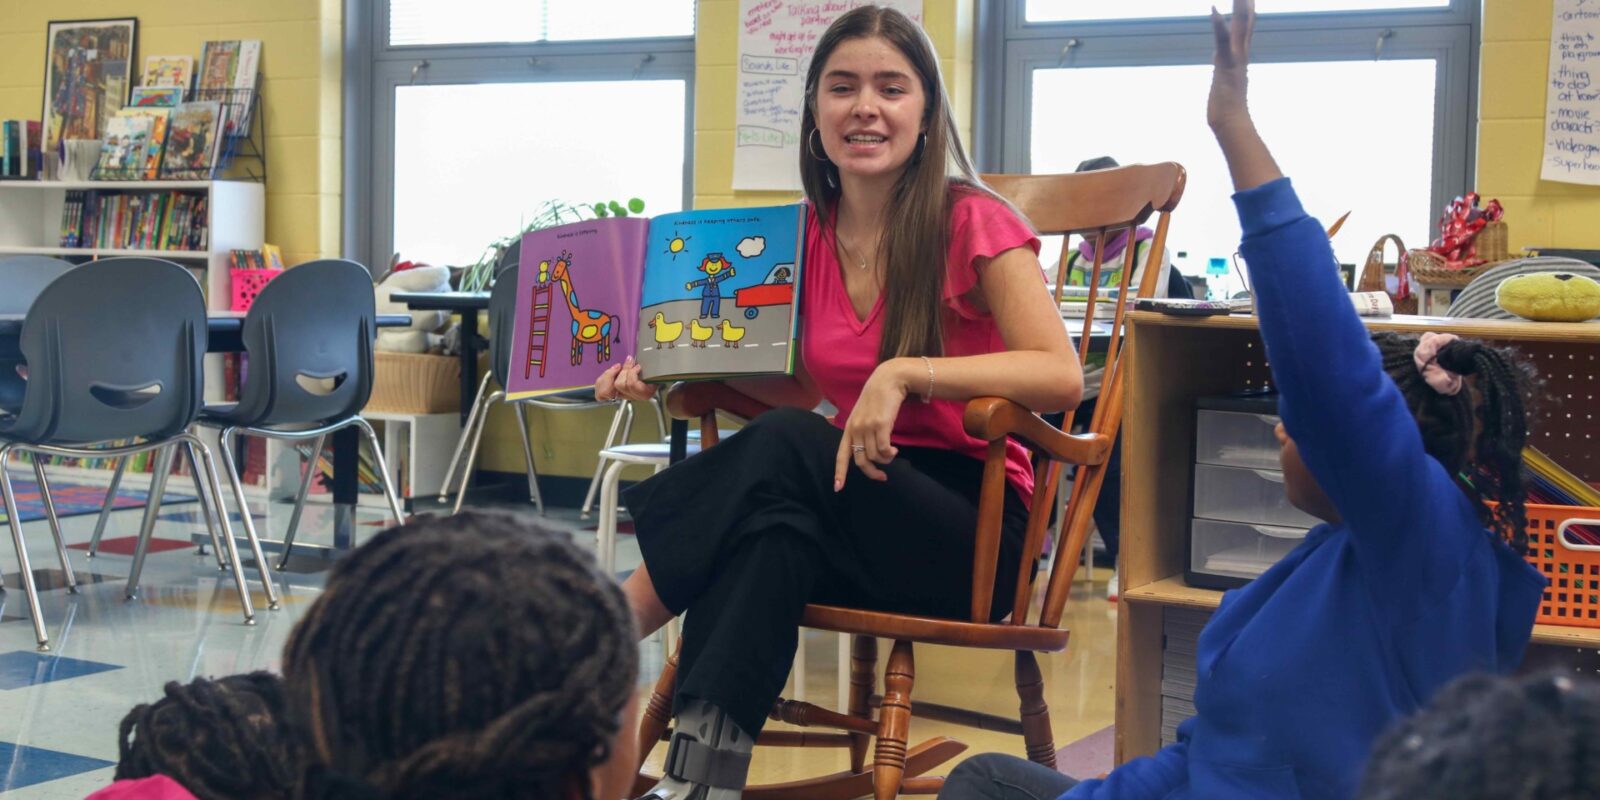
[{"xmin": 0, "ymin": 480, "xmax": 196, "ymax": 525}]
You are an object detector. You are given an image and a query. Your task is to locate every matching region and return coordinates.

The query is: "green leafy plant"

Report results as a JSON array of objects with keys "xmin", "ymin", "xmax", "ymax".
[{"xmin": 458, "ymin": 197, "xmax": 646, "ymax": 291}]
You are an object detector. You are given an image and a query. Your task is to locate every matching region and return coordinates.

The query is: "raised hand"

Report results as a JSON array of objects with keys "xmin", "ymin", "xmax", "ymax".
[{"xmin": 1208, "ymin": 0, "xmax": 1257, "ymax": 133}]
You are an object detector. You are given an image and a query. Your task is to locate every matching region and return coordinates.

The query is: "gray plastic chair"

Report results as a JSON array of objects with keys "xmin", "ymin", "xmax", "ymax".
[
  {"xmin": 437, "ymin": 263, "xmax": 660, "ymax": 515},
  {"xmin": 95, "ymin": 259, "xmax": 405, "ymax": 573},
  {"xmin": 0, "ymin": 256, "xmax": 77, "ymax": 412},
  {"xmin": 0, "ymin": 257, "xmax": 256, "ymax": 650}
]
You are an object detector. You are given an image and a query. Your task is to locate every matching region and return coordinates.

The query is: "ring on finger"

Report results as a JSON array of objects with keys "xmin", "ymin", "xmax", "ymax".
[{"xmin": 850, "ymin": 444, "xmax": 866, "ymax": 453}]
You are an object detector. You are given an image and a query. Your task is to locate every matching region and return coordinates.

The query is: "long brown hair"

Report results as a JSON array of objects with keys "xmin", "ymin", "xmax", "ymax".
[{"xmin": 800, "ymin": 5, "xmax": 988, "ymax": 360}]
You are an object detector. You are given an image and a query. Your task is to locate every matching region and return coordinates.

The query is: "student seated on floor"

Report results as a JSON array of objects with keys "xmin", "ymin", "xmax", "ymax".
[
  {"xmin": 939, "ymin": 1, "xmax": 1545, "ymax": 798},
  {"xmin": 1357, "ymin": 670, "xmax": 1600, "ymax": 800},
  {"xmin": 281, "ymin": 511, "xmax": 640, "ymax": 800},
  {"xmin": 90, "ymin": 672, "xmax": 300, "ymax": 800}
]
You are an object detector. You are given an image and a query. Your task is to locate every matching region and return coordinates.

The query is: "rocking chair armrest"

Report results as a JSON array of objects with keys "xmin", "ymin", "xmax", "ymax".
[
  {"xmin": 663, "ymin": 381, "xmax": 773, "ymax": 423},
  {"xmin": 961, "ymin": 397, "xmax": 1112, "ymax": 466}
]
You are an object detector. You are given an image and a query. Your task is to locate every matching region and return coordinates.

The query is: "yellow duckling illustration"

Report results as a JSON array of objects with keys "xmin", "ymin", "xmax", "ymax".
[
  {"xmin": 718, "ymin": 319, "xmax": 746, "ymax": 348},
  {"xmin": 649, "ymin": 311, "xmax": 684, "ymax": 348},
  {"xmin": 689, "ymin": 318, "xmax": 715, "ymax": 348}
]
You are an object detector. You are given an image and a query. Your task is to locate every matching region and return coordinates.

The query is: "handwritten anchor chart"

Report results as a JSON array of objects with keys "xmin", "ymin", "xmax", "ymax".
[
  {"xmin": 734, "ymin": 0, "xmax": 922, "ymax": 190},
  {"xmin": 1544, "ymin": 0, "xmax": 1600, "ymax": 184}
]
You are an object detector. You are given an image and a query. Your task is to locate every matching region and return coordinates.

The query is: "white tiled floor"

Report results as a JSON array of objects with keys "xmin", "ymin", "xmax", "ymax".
[{"xmin": 0, "ymin": 478, "xmax": 1118, "ymax": 798}]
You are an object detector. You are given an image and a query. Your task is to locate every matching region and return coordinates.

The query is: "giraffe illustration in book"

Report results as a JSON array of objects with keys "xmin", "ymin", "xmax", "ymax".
[{"xmin": 538, "ymin": 251, "xmax": 619, "ymax": 366}]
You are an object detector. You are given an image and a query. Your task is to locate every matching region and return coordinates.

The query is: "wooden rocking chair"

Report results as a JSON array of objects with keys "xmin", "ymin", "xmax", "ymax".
[{"xmin": 633, "ymin": 163, "xmax": 1186, "ymax": 799}]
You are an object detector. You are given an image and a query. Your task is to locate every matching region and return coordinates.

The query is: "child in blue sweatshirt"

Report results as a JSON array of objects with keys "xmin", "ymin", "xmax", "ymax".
[{"xmin": 940, "ymin": 2, "xmax": 1546, "ymax": 798}]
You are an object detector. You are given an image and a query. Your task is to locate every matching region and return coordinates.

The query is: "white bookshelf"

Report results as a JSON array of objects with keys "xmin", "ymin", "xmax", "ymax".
[
  {"xmin": 0, "ymin": 179, "xmax": 269, "ymax": 488},
  {"xmin": 0, "ymin": 179, "xmax": 265, "ymax": 319}
]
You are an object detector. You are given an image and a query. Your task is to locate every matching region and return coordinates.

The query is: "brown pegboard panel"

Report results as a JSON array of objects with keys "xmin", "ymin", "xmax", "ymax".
[{"xmin": 1484, "ymin": 339, "xmax": 1600, "ymax": 485}]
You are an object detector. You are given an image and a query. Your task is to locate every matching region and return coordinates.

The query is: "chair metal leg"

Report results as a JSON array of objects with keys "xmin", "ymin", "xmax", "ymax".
[
  {"xmin": 181, "ymin": 441, "xmax": 229, "ymax": 570},
  {"xmin": 125, "ymin": 446, "xmax": 175, "ymax": 600},
  {"xmin": 581, "ymin": 403, "xmax": 630, "ymax": 519},
  {"xmin": 216, "ymin": 429, "xmax": 281, "ymax": 611},
  {"xmin": 277, "ymin": 432, "xmax": 326, "ymax": 570},
  {"xmin": 0, "ymin": 445, "xmax": 50, "ymax": 650},
  {"xmin": 182, "ymin": 434, "xmax": 255, "ymax": 624},
  {"xmin": 597, "ymin": 459, "xmax": 627, "ymax": 574},
  {"xmin": 650, "ymin": 394, "xmax": 669, "ymax": 441},
  {"xmin": 452, "ymin": 389, "xmax": 503, "ymax": 515},
  {"xmin": 439, "ymin": 371, "xmax": 494, "ymax": 502},
  {"xmin": 88, "ymin": 456, "xmax": 131, "ymax": 558},
  {"xmin": 352, "ymin": 418, "xmax": 407, "ymax": 526},
  {"xmin": 29, "ymin": 460, "xmax": 76, "ymax": 593},
  {"xmin": 513, "ymin": 404, "xmax": 544, "ymax": 514}
]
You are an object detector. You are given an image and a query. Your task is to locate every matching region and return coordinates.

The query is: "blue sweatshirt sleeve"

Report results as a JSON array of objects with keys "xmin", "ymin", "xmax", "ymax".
[
  {"xmin": 1059, "ymin": 742, "xmax": 1188, "ymax": 800},
  {"xmin": 1235, "ymin": 178, "xmax": 1477, "ymax": 618}
]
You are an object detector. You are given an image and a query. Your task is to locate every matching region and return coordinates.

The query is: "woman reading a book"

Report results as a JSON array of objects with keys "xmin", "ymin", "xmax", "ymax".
[{"xmin": 596, "ymin": 6, "xmax": 1081, "ymax": 798}]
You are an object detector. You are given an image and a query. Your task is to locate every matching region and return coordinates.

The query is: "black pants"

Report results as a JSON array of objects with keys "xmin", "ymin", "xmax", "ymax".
[
  {"xmin": 938, "ymin": 754, "xmax": 1079, "ymax": 799},
  {"xmin": 624, "ymin": 407, "xmax": 1030, "ymax": 735}
]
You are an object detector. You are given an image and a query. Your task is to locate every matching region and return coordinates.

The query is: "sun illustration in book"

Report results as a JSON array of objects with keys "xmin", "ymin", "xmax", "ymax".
[{"xmin": 665, "ymin": 231, "xmax": 691, "ymax": 259}]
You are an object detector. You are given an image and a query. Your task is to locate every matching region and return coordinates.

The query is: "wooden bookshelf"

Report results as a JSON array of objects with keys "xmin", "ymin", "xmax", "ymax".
[{"xmin": 1116, "ymin": 311, "xmax": 1600, "ymax": 763}]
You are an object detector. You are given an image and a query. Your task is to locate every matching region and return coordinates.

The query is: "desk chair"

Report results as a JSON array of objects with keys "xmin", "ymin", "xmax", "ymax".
[
  {"xmin": 634, "ymin": 165, "xmax": 1186, "ymax": 799},
  {"xmin": 0, "ymin": 256, "xmax": 76, "ymax": 413},
  {"xmin": 0, "ymin": 258, "xmax": 256, "ymax": 650},
  {"xmin": 438, "ymin": 264, "xmax": 656, "ymax": 515}
]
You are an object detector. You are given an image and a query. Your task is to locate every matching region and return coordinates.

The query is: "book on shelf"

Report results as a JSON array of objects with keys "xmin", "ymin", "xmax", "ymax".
[
  {"xmin": 198, "ymin": 40, "xmax": 262, "ymax": 131},
  {"xmin": 1, "ymin": 120, "xmax": 41, "ymax": 178},
  {"xmin": 58, "ymin": 190, "xmax": 209, "ymax": 251},
  {"xmin": 504, "ymin": 204, "xmax": 806, "ymax": 400},
  {"xmin": 96, "ymin": 107, "xmax": 170, "ymax": 180},
  {"xmin": 141, "ymin": 55, "xmax": 194, "ymax": 91},
  {"xmin": 160, "ymin": 101, "xmax": 223, "ymax": 178}
]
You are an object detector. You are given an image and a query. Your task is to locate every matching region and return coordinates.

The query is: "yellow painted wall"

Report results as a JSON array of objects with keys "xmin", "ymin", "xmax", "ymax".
[
  {"xmin": 1479, "ymin": 0, "xmax": 1600, "ymax": 251},
  {"xmin": 0, "ymin": 0, "xmax": 343, "ymax": 265}
]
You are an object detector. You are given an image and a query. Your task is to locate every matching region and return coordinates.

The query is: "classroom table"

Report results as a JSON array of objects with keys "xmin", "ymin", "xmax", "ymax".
[
  {"xmin": 0, "ymin": 311, "xmax": 413, "ymax": 553},
  {"xmin": 388, "ymin": 291, "xmax": 490, "ymax": 424}
]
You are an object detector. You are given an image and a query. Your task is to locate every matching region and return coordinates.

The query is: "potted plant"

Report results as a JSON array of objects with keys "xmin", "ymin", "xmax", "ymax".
[{"xmin": 458, "ymin": 197, "xmax": 647, "ymax": 292}]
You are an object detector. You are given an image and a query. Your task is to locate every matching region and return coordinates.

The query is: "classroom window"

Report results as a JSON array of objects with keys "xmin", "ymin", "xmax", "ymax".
[
  {"xmin": 1025, "ymin": 0, "xmax": 1448, "ymax": 23},
  {"xmin": 349, "ymin": 1, "xmax": 695, "ymax": 271},
  {"xmin": 392, "ymin": 80, "xmax": 687, "ymax": 267},
  {"xmin": 389, "ymin": 0, "xmax": 696, "ymax": 46},
  {"xmin": 1030, "ymin": 60, "xmax": 1436, "ymax": 297},
  {"xmin": 982, "ymin": 0, "xmax": 1477, "ymax": 298}
]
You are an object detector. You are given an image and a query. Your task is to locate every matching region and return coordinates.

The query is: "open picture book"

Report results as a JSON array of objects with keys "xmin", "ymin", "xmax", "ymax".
[{"xmin": 504, "ymin": 204, "xmax": 806, "ymax": 400}]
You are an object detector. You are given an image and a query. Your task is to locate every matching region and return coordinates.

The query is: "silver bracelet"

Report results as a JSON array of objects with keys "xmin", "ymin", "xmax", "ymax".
[{"xmin": 920, "ymin": 356, "xmax": 934, "ymax": 403}]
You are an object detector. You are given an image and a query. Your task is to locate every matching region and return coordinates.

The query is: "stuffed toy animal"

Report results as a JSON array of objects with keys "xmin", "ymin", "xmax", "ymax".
[
  {"xmin": 1495, "ymin": 272, "xmax": 1600, "ymax": 322},
  {"xmin": 375, "ymin": 260, "xmax": 454, "ymax": 352}
]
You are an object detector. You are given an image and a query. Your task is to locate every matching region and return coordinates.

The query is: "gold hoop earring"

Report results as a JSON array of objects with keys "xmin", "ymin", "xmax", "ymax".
[{"xmin": 808, "ymin": 129, "xmax": 830, "ymax": 162}]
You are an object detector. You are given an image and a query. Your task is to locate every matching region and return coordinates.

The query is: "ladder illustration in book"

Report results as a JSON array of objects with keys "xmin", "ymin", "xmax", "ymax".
[{"xmin": 525, "ymin": 281, "xmax": 554, "ymax": 379}]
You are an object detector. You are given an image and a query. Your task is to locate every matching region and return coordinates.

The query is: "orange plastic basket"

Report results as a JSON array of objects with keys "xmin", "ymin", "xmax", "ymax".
[{"xmin": 1521, "ymin": 503, "xmax": 1600, "ymax": 628}]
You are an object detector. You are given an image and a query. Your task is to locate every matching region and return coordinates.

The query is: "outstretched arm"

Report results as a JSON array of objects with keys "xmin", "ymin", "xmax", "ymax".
[{"xmin": 1208, "ymin": 0, "xmax": 1281, "ymax": 193}]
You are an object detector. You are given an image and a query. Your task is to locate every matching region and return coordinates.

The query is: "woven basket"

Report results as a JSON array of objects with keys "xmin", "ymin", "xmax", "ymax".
[
  {"xmin": 367, "ymin": 352, "xmax": 461, "ymax": 414},
  {"xmin": 1477, "ymin": 219, "xmax": 1510, "ymax": 262},
  {"xmin": 1407, "ymin": 248, "xmax": 1490, "ymax": 288},
  {"xmin": 1357, "ymin": 234, "xmax": 1418, "ymax": 314}
]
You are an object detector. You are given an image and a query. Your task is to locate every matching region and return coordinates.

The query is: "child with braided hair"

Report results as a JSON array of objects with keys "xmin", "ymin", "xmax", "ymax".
[
  {"xmin": 1357, "ymin": 670, "xmax": 1600, "ymax": 799},
  {"xmin": 281, "ymin": 511, "xmax": 639, "ymax": 800},
  {"xmin": 939, "ymin": 1, "xmax": 1546, "ymax": 798},
  {"xmin": 91, "ymin": 672, "xmax": 301, "ymax": 800}
]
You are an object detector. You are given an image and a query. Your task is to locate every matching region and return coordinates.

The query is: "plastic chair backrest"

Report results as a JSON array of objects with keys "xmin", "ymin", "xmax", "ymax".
[
  {"xmin": 229, "ymin": 259, "xmax": 377, "ymax": 427},
  {"xmin": 488, "ymin": 262, "xmax": 522, "ymax": 389},
  {"xmin": 0, "ymin": 256, "xmax": 77, "ymax": 315},
  {"xmin": 6, "ymin": 258, "xmax": 205, "ymax": 444}
]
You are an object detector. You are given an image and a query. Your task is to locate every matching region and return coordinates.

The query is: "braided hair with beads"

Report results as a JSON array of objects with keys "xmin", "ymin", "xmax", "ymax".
[
  {"xmin": 281, "ymin": 511, "xmax": 639, "ymax": 800},
  {"xmin": 1370, "ymin": 331, "xmax": 1536, "ymax": 554},
  {"xmin": 114, "ymin": 671, "xmax": 301, "ymax": 800},
  {"xmin": 1357, "ymin": 670, "xmax": 1600, "ymax": 799}
]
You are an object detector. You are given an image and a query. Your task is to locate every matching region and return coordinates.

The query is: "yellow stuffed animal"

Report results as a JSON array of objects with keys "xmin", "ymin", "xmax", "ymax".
[{"xmin": 1495, "ymin": 273, "xmax": 1600, "ymax": 322}]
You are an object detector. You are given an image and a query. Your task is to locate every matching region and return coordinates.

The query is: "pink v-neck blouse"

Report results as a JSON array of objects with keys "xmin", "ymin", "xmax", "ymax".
[{"xmin": 800, "ymin": 189, "xmax": 1044, "ymax": 502}]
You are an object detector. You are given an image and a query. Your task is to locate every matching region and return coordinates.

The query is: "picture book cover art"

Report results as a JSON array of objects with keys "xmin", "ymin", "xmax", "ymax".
[
  {"xmin": 505, "ymin": 217, "xmax": 652, "ymax": 400},
  {"xmin": 503, "ymin": 204, "xmax": 806, "ymax": 400},
  {"xmin": 142, "ymin": 56, "xmax": 193, "ymax": 89},
  {"xmin": 159, "ymin": 101, "xmax": 221, "ymax": 176}
]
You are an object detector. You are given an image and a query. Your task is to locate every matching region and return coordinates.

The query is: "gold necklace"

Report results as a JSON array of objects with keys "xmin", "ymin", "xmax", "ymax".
[{"xmin": 837, "ymin": 232, "xmax": 872, "ymax": 271}]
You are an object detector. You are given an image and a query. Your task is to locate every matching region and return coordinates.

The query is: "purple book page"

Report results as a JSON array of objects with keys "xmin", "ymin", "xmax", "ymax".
[{"xmin": 505, "ymin": 217, "xmax": 649, "ymax": 399}]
